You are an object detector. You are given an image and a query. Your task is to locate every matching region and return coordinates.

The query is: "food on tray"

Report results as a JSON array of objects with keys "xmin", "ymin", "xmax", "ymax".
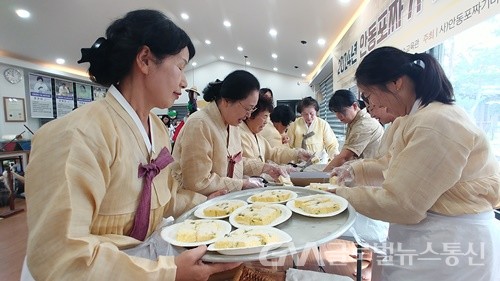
[
  {"xmin": 203, "ymin": 201, "xmax": 245, "ymax": 217},
  {"xmin": 213, "ymin": 228, "xmax": 280, "ymax": 249},
  {"xmin": 277, "ymin": 175, "xmax": 293, "ymax": 186},
  {"xmin": 234, "ymin": 204, "xmax": 282, "ymax": 226},
  {"xmin": 294, "ymin": 195, "xmax": 340, "ymax": 215},
  {"xmin": 176, "ymin": 220, "xmax": 221, "ymax": 243},
  {"xmin": 308, "ymin": 183, "xmax": 334, "ymax": 190},
  {"xmin": 329, "ymin": 176, "xmax": 338, "ymax": 185},
  {"xmin": 250, "ymin": 189, "xmax": 292, "ymax": 203}
]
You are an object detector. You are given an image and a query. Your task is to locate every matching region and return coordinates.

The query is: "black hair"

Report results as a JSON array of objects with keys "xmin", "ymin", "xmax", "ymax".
[
  {"xmin": 355, "ymin": 46, "xmax": 454, "ymax": 107},
  {"xmin": 203, "ymin": 70, "xmax": 260, "ymax": 102},
  {"xmin": 329, "ymin": 89, "xmax": 358, "ymax": 113},
  {"xmin": 259, "ymin": 88, "xmax": 273, "ymax": 98},
  {"xmin": 297, "ymin": 96, "xmax": 319, "ymax": 113},
  {"xmin": 270, "ymin": 105, "xmax": 296, "ymax": 126},
  {"xmin": 79, "ymin": 9, "xmax": 195, "ymax": 87},
  {"xmin": 36, "ymin": 76, "xmax": 43, "ymax": 82},
  {"xmin": 357, "ymin": 99, "xmax": 367, "ymax": 110},
  {"xmin": 250, "ymin": 93, "xmax": 274, "ymax": 119}
]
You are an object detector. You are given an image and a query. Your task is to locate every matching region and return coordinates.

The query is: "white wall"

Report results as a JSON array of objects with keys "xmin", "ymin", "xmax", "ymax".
[
  {"xmin": 176, "ymin": 60, "xmax": 313, "ymax": 105},
  {"xmin": 0, "ymin": 64, "xmax": 37, "ymax": 140}
]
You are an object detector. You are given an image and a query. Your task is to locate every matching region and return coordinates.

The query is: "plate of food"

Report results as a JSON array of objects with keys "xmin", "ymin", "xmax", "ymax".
[
  {"xmin": 247, "ymin": 189, "xmax": 298, "ymax": 204},
  {"xmin": 229, "ymin": 203, "xmax": 292, "ymax": 228},
  {"xmin": 207, "ymin": 227, "xmax": 292, "ymax": 255},
  {"xmin": 161, "ymin": 219, "xmax": 232, "ymax": 247},
  {"xmin": 286, "ymin": 194, "xmax": 348, "ymax": 218},
  {"xmin": 194, "ymin": 199, "xmax": 248, "ymax": 219},
  {"xmin": 305, "ymin": 183, "xmax": 339, "ymax": 191}
]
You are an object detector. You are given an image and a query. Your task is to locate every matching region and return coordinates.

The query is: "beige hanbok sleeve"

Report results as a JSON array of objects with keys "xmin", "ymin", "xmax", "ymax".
[
  {"xmin": 349, "ymin": 117, "xmax": 403, "ymax": 186},
  {"xmin": 262, "ymin": 136, "xmax": 299, "ymax": 164},
  {"xmin": 336, "ymin": 103, "xmax": 500, "ymax": 224},
  {"xmin": 287, "ymin": 118, "xmax": 301, "ymax": 149},
  {"xmin": 240, "ymin": 123, "xmax": 297, "ymax": 166},
  {"xmin": 318, "ymin": 118, "xmax": 340, "ymax": 157}
]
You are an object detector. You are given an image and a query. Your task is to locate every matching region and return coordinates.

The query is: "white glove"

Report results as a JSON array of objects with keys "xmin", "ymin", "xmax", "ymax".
[
  {"xmin": 243, "ymin": 177, "xmax": 265, "ymax": 189},
  {"xmin": 297, "ymin": 149, "xmax": 313, "ymax": 162},
  {"xmin": 331, "ymin": 164, "xmax": 355, "ymax": 186},
  {"xmin": 262, "ymin": 163, "xmax": 287, "ymax": 180}
]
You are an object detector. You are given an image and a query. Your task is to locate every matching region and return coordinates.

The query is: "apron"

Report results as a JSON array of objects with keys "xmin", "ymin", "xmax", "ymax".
[
  {"xmin": 122, "ymin": 217, "xmax": 180, "ymax": 259},
  {"xmin": 20, "ymin": 217, "xmax": 179, "ymax": 281},
  {"xmin": 377, "ymin": 211, "xmax": 500, "ymax": 281}
]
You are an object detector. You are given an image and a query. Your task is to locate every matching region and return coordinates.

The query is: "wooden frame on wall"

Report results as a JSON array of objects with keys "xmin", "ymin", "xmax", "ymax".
[{"xmin": 3, "ymin": 97, "xmax": 26, "ymax": 122}]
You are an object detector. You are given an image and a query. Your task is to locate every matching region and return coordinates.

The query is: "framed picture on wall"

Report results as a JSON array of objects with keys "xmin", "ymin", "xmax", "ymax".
[{"xmin": 3, "ymin": 97, "xmax": 26, "ymax": 122}]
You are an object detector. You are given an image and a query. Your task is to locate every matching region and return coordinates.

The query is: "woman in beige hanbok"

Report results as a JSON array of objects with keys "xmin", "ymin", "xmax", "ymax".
[
  {"xmin": 171, "ymin": 70, "xmax": 284, "ymax": 197},
  {"xmin": 323, "ymin": 89, "xmax": 384, "ymax": 171},
  {"xmin": 333, "ymin": 46, "xmax": 500, "ymax": 281},
  {"xmin": 23, "ymin": 10, "xmax": 238, "ymax": 281},
  {"xmin": 287, "ymin": 96, "xmax": 339, "ymax": 163},
  {"xmin": 257, "ymin": 88, "xmax": 283, "ymax": 147},
  {"xmin": 240, "ymin": 94, "xmax": 312, "ymax": 165}
]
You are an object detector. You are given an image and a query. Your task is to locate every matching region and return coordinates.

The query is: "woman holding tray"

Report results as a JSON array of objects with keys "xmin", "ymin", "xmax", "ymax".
[{"xmin": 23, "ymin": 9, "xmax": 238, "ymax": 281}]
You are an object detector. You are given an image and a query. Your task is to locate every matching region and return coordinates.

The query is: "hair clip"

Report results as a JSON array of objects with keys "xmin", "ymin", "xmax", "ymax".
[{"xmin": 78, "ymin": 37, "xmax": 108, "ymax": 64}]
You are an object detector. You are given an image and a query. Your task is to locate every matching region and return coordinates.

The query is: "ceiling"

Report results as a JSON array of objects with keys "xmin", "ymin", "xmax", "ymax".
[{"xmin": 0, "ymin": 0, "xmax": 365, "ymax": 81}]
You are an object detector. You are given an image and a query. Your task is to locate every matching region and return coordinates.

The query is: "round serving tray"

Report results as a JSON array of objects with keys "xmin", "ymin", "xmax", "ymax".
[{"xmin": 173, "ymin": 186, "xmax": 356, "ymax": 263}]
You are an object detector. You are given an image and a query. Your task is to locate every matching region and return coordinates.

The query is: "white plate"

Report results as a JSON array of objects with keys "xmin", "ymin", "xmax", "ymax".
[
  {"xmin": 305, "ymin": 183, "xmax": 339, "ymax": 191},
  {"xmin": 207, "ymin": 227, "xmax": 292, "ymax": 255},
  {"xmin": 229, "ymin": 203, "xmax": 292, "ymax": 228},
  {"xmin": 160, "ymin": 219, "xmax": 232, "ymax": 247},
  {"xmin": 286, "ymin": 194, "xmax": 348, "ymax": 218},
  {"xmin": 246, "ymin": 189, "xmax": 298, "ymax": 204},
  {"xmin": 194, "ymin": 199, "xmax": 248, "ymax": 219}
]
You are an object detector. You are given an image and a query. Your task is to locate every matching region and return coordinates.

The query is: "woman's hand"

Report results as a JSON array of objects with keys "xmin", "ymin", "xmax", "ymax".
[
  {"xmin": 262, "ymin": 163, "xmax": 287, "ymax": 180},
  {"xmin": 330, "ymin": 164, "xmax": 355, "ymax": 186},
  {"xmin": 297, "ymin": 149, "xmax": 313, "ymax": 162},
  {"xmin": 242, "ymin": 178, "xmax": 265, "ymax": 189},
  {"xmin": 174, "ymin": 245, "xmax": 241, "ymax": 281}
]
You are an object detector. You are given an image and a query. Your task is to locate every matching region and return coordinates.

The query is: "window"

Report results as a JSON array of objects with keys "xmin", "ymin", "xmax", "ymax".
[
  {"xmin": 437, "ymin": 14, "xmax": 500, "ymax": 160},
  {"xmin": 318, "ymin": 74, "xmax": 346, "ymax": 147}
]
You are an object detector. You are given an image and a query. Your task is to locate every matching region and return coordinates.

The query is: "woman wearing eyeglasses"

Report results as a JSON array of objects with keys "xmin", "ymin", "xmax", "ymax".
[
  {"xmin": 333, "ymin": 46, "xmax": 500, "ymax": 280},
  {"xmin": 171, "ymin": 70, "xmax": 284, "ymax": 197},
  {"xmin": 240, "ymin": 93, "xmax": 312, "ymax": 165},
  {"xmin": 287, "ymin": 96, "xmax": 340, "ymax": 163}
]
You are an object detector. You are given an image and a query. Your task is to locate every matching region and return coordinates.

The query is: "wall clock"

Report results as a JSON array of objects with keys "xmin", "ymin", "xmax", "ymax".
[{"xmin": 3, "ymin": 68, "xmax": 23, "ymax": 84}]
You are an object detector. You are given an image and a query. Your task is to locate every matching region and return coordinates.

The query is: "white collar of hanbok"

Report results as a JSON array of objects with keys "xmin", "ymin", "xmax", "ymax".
[
  {"xmin": 108, "ymin": 85, "xmax": 155, "ymax": 154},
  {"xmin": 305, "ymin": 117, "xmax": 317, "ymax": 134},
  {"xmin": 409, "ymin": 98, "xmax": 422, "ymax": 116}
]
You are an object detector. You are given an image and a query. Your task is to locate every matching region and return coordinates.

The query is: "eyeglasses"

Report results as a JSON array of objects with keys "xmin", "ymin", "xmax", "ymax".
[
  {"xmin": 238, "ymin": 101, "xmax": 257, "ymax": 113},
  {"xmin": 361, "ymin": 93, "xmax": 371, "ymax": 105}
]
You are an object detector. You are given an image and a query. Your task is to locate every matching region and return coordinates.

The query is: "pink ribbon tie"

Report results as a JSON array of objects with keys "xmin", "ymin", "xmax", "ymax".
[
  {"xmin": 129, "ymin": 147, "xmax": 174, "ymax": 241},
  {"xmin": 227, "ymin": 151, "xmax": 242, "ymax": 178}
]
